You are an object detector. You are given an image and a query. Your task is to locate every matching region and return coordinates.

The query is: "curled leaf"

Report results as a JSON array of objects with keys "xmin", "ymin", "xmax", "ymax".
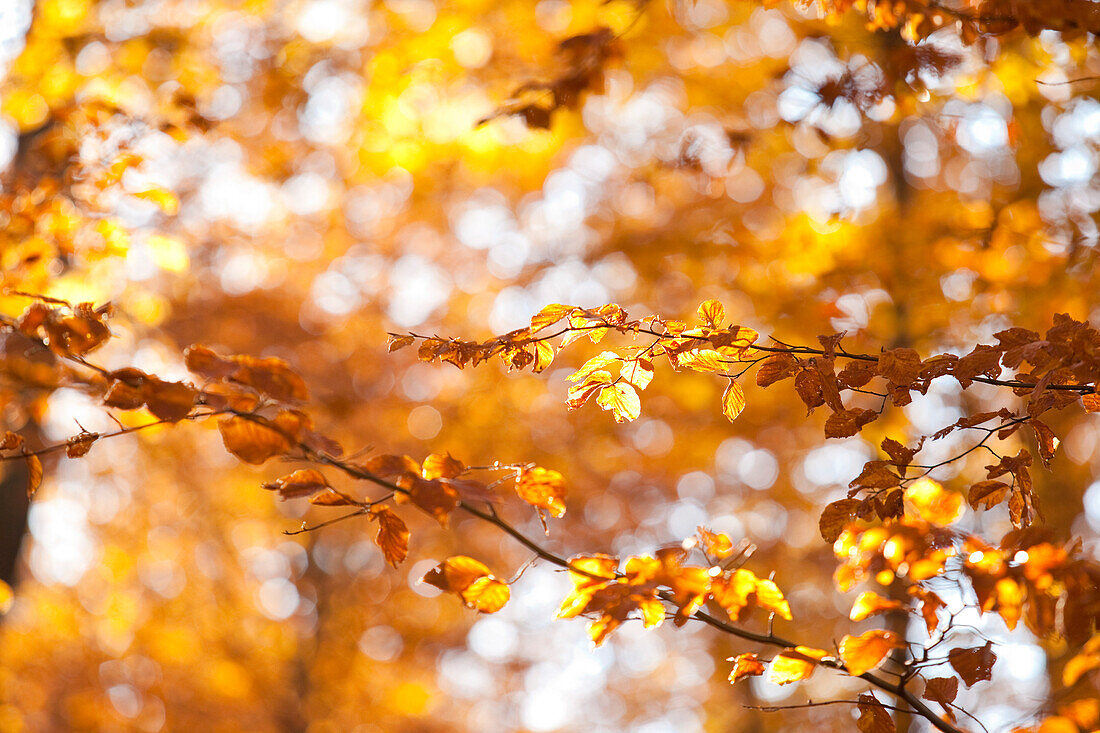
[
  {"xmin": 262, "ymin": 469, "xmax": 330, "ymax": 500},
  {"xmin": 371, "ymin": 505, "xmax": 410, "ymax": 568}
]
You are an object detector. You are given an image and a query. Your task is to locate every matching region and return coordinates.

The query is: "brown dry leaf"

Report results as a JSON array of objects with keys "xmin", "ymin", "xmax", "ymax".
[
  {"xmin": 515, "ymin": 466, "xmax": 566, "ymax": 517},
  {"xmin": 65, "ymin": 432, "xmax": 98, "ymax": 458},
  {"xmin": 309, "ymin": 490, "xmax": 357, "ymax": 506},
  {"xmin": 824, "ymin": 407, "xmax": 878, "ymax": 438},
  {"xmin": 359, "ymin": 454, "xmax": 420, "ymax": 478},
  {"xmin": 386, "ymin": 335, "xmax": 415, "ymax": 352},
  {"xmin": 922, "ymin": 676, "xmax": 959, "ymax": 707},
  {"xmin": 721, "ymin": 380, "xmax": 747, "ymax": 422},
  {"xmin": 262, "ymin": 469, "xmax": 330, "ymax": 500},
  {"xmin": 25, "ymin": 453, "xmax": 43, "ymax": 498},
  {"xmin": 402, "ymin": 476, "xmax": 461, "ymax": 526},
  {"xmin": 218, "ymin": 415, "xmax": 295, "ymax": 464},
  {"xmin": 849, "ymin": 591, "xmax": 904, "ymax": 621},
  {"xmin": 856, "ymin": 693, "xmax": 896, "ymax": 733},
  {"xmin": 878, "ymin": 348, "xmax": 922, "ymax": 386},
  {"xmin": 968, "ymin": 480, "xmax": 1011, "ymax": 510},
  {"xmin": 794, "ymin": 369, "xmax": 825, "ymax": 413},
  {"xmin": 840, "ymin": 629, "xmax": 906, "ymax": 676},
  {"xmin": 756, "ymin": 353, "xmax": 797, "ymax": 388},
  {"xmin": 370, "ymin": 505, "xmax": 410, "ymax": 568},
  {"xmin": 948, "ymin": 641, "xmax": 997, "ymax": 687},
  {"xmin": 727, "ymin": 653, "xmax": 765, "ymax": 683},
  {"xmin": 143, "ymin": 378, "xmax": 196, "ymax": 422},
  {"xmin": 1083, "ymin": 393, "xmax": 1100, "ymax": 413},
  {"xmin": 819, "ymin": 499, "xmax": 860, "ymax": 543}
]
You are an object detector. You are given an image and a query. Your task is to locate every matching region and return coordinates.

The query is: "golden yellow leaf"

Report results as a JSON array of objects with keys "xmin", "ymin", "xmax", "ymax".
[
  {"xmin": 596, "ymin": 382, "xmax": 640, "ymax": 422},
  {"xmin": 767, "ymin": 647, "xmax": 826, "ymax": 685},
  {"xmin": 721, "ymin": 380, "xmax": 747, "ymax": 422},
  {"xmin": 840, "ymin": 630, "xmax": 906, "ymax": 676},
  {"xmin": 850, "ymin": 591, "xmax": 904, "ymax": 621}
]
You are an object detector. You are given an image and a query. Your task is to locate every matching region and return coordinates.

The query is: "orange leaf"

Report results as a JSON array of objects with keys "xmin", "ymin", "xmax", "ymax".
[
  {"xmin": 721, "ymin": 380, "xmax": 746, "ymax": 422},
  {"xmin": 766, "ymin": 647, "xmax": 826, "ymax": 685},
  {"xmin": 840, "ymin": 630, "xmax": 906, "ymax": 676},
  {"xmin": 727, "ymin": 653, "xmax": 765, "ymax": 683},
  {"xmin": 262, "ymin": 469, "xmax": 330, "ymax": 500},
  {"xmin": 218, "ymin": 415, "xmax": 295, "ymax": 464},
  {"xmin": 370, "ymin": 506, "xmax": 409, "ymax": 568},
  {"xmin": 849, "ymin": 591, "xmax": 904, "ymax": 621},
  {"xmin": 515, "ymin": 466, "xmax": 567, "ymax": 517},
  {"xmin": 25, "ymin": 454, "xmax": 42, "ymax": 498},
  {"xmin": 421, "ymin": 453, "xmax": 464, "ymax": 480},
  {"xmin": 422, "ymin": 556, "xmax": 508, "ymax": 613}
]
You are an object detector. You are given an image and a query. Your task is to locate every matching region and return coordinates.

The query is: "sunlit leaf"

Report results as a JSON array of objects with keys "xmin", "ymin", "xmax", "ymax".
[
  {"xmin": 515, "ymin": 466, "xmax": 567, "ymax": 518},
  {"xmin": 727, "ymin": 653, "xmax": 765, "ymax": 683},
  {"xmin": 849, "ymin": 591, "xmax": 904, "ymax": 621},
  {"xmin": 839, "ymin": 629, "xmax": 905, "ymax": 676},
  {"xmin": 721, "ymin": 380, "xmax": 746, "ymax": 422},
  {"xmin": 596, "ymin": 382, "xmax": 640, "ymax": 422}
]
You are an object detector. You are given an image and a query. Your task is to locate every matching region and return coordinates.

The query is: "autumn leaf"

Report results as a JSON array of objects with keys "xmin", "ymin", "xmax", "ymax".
[
  {"xmin": 398, "ymin": 476, "xmax": 461, "ymax": 526},
  {"xmin": 530, "ymin": 303, "xmax": 574, "ymax": 333},
  {"xmin": 697, "ymin": 299, "xmax": 725, "ymax": 329},
  {"xmin": 25, "ymin": 454, "xmax": 42, "ymax": 498},
  {"xmin": 596, "ymin": 382, "xmax": 640, "ymax": 422},
  {"xmin": 0, "ymin": 579, "xmax": 12, "ymax": 614},
  {"xmin": 262, "ymin": 469, "xmax": 331, "ymax": 500},
  {"xmin": 386, "ymin": 334, "xmax": 415, "ymax": 352},
  {"xmin": 696, "ymin": 526, "xmax": 735, "ymax": 559},
  {"xmin": 422, "ymin": 556, "xmax": 509, "ymax": 613},
  {"xmin": 819, "ymin": 499, "xmax": 860, "ymax": 543},
  {"xmin": 856, "ymin": 693, "xmax": 896, "ymax": 733},
  {"xmin": 948, "ymin": 641, "xmax": 997, "ymax": 687},
  {"xmin": 766, "ymin": 647, "xmax": 827, "ymax": 685},
  {"xmin": 422, "ymin": 453, "xmax": 464, "ymax": 480},
  {"xmin": 756, "ymin": 353, "xmax": 797, "ymax": 388},
  {"xmin": 515, "ymin": 466, "xmax": 567, "ymax": 517},
  {"xmin": 370, "ymin": 505, "xmax": 410, "ymax": 568},
  {"xmin": 968, "ymin": 480, "xmax": 1010, "ymax": 510},
  {"xmin": 218, "ymin": 415, "xmax": 295, "ymax": 464},
  {"xmin": 727, "ymin": 653, "xmax": 765, "ymax": 683},
  {"xmin": 922, "ymin": 677, "xmax": 958, "ymax": 707},
  {"xmin": 849, "ymin": 591, "xmax": 904, "ymax": 621},
  {"xmin": 66, "ymin": 432, "xmax": 98, "ymax": 458},
  {"xmin": 721, "ymin": 380, "xmax": 746, "ymax": 422},
  {"xmin": 1061, "ymin": 635, "xmax": 1100, "ymax": 686},
  {"xmin": 840, "ymin": 629, "xmax": 906, "ymax": 676}
]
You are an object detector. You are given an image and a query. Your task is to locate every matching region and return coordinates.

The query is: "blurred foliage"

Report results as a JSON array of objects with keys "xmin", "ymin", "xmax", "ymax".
[{"xmin": 0, "ymin": 0, "xmax": 1099, "ymax": 732}]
